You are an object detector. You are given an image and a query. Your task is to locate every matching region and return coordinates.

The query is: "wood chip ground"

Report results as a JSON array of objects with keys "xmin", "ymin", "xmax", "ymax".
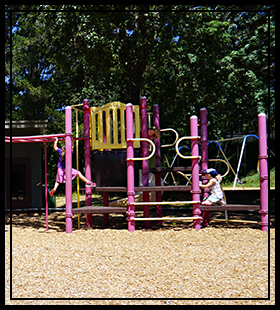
[{"xmin": 5, "ymin": 212, "xmax": 275, "ymax": 305}]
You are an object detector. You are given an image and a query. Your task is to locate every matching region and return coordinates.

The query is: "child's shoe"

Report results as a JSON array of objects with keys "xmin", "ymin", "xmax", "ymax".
[
  {"xmin": 49, "ymin": 189, "xmax": 56, "ymax": 196},
  {"xmin": 86, "ymin": 182, "xmax": 96, "ymax": 187},
  {"xmin": 218, "ymin": 199, "xmax": 226, "ymax": 206}
]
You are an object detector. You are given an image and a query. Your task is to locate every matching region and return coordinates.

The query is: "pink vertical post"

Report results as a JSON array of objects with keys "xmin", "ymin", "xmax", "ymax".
[
  {"xmin": 102, "ymin": 111, "xmax": 109, "ymax": 226},
  {"xmin": 126, "ymin": 103, "xmax": 135, "ymax": 232},
  {"xmin": 83, "ymin": 99, "xmax": 92, "ymax": 227},
  {"xmin": 65, "ymin": 106, "xmax": 73, "ymax": 233},
  {"xmin": 200, "ymin": 108, "xmax": 210, "ymax": 226},
  {"xmin": 190, "ymin": 115, "xmax": 201, "ymax": 230},
  {"xmin": 44, "ymin": 142, "xmax": 48, "ymax": 231},
  {"xmin": 141, "ymin": 97, "xmax": 150, "ymax": 228},
  {"xmin": 153, "ymin": 104, "xmax": 162, "ymax": 224},
  {"xmin": 258, "ymin": 113, "xmax": 269, "ymax": 232}
]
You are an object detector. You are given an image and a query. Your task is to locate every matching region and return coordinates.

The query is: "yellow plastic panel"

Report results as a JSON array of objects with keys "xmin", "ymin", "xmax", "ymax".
[{"xmin": 90, "ymin": 102, "xmax": 140, "ymax": 150}]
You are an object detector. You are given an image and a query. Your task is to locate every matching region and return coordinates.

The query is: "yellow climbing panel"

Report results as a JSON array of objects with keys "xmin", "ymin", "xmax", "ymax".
[{"xmin": 90, "ymin": 102, "xmax": 140, "ymax": 150}]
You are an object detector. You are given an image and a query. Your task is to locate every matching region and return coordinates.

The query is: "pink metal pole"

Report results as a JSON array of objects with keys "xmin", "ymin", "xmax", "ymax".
[
  {"xmin": 258, "ymin": 113, "xmax": 269, "ymax": 232},
  {"xmin": 190, "ymin": 115, "xmax": 201, "ymax": 230},
  {"xmin": 5, "ymin": 136, "xmax": 88, "ymax": 144},
  {"xmin": 200, "ymin": 108, "xmax": 210, "ymax": 226},
  {"xmin": 126, "ymin": 103, "xmax": 135, "ymax": 232},
  {"xmin": 102, "ymin": 111, "xmax": 109, "ymax": 226},
  {"xmin": 83, "ymin": 99, "xmax": 92, "ymax": 227},
  {"xmin": 153, "ymin": 104, "xmax": 162, "ymax": 224},
  {"xmin": 44, "ymin": 142, "xmax": 48, "ymax": 231},
  {"xmin": 65, "ymin": 106, "xmax": 73, "ymax": 233},
  {"xmin": 141, "ymin": 97, "xmax": 150, "ymax": 228},
  {"xmin": 7, "ymin": 133, "xmax": 67, "ymax": 141}
]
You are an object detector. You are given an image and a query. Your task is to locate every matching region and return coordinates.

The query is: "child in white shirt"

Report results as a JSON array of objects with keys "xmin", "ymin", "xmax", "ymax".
[{"xmin": 199, "ymin": 168, "xmax": 225, "ymax": 206}]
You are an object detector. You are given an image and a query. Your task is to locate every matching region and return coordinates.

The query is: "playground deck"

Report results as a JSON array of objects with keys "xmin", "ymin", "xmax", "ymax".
[
  {"xmin": 72, "ymin": 206, "xmax": 127, "ymax": 214},
  {"xmin": 72, "ymin": 204, "xmax": 261, "ymax": 219},
  {"xmin": 149, "ymin": 166, "xmax": 192, "ymax": 172},
  {"xmin": 94, "ymin": 186, "xmax": 192, "ymax": 192},
  {"xmin": 200, "ymin": 204, "xmax": 261, "ymax": 211}
]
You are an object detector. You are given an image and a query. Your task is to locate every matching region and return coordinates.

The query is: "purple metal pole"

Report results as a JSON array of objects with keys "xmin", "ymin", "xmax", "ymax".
[
  {"xmin": 126, "ymin": 103, "xmax": 135, "ymax": 232},
  {"xmin": 258, "ymin": 113, "xmax": 269, "ymax": 232},
  {"xmin": 44, "ymin": 142, "xmax": 48, "ymax": 231},
  {"xmin": 103, "ymin": 192, "xmax": 109, "ymax": 228},
  {"xmin": 200, "ymin": 108, "xmax": 210, "ymax": 226},
  {"xmin": 190, "ymin": 115, "xmax": 201, "ymax": 230},
  {"xmin": 83, "ymin": 99, "xmax": 92, "ymax": 227},
  {"xmin": 153, "ymin": 104, "xmax": 162, "ymax": 224},
  {"xmin": 65, "ymin": 106, "xmax": 73, "ymax": 233},
  {"xmin": 141, "ymin": 97, "xmax": 150, "ymax": 228}
]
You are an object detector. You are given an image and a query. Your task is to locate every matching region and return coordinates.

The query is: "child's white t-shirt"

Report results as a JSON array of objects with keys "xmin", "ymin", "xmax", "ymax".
[{"xmin": 209, "ymin": 178, "xmax": 223, "ymax": 199}]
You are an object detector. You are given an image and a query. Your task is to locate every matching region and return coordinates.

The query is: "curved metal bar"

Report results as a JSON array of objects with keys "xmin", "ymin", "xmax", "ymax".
[
  {"xmin": 175, "ymin": 171, "xmax": 193, "ymax": 185},
  {"xmin": 160, "ymin": 128, "xmax": 179, "ymax": 148},
  {"xmin": 126, "ymin": 138, "xmax": 156, "ymax": 161},
  {"xmin": 208, "ymin": 158, "xmax": 230, "ymax": 178},
  {"xmin": 175, "ymin": 136, "xmax": 201, "ymax": 160}
]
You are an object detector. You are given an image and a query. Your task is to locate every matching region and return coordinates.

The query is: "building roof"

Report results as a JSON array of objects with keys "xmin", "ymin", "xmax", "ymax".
[{"xmin": 5, "ymin": 120, "xmax": 48, "ymax": 136}]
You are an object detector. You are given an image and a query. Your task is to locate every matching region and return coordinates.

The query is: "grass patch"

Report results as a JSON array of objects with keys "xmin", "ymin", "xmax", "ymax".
[{"xmin": 222, "ymin": 168, "xmax": 275, "ymax": 188}]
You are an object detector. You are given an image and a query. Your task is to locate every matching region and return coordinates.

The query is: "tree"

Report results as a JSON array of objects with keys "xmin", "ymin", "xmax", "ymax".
[{"xmin": 6, "ymin": 5, "xmax": 275, "ymax": 138}]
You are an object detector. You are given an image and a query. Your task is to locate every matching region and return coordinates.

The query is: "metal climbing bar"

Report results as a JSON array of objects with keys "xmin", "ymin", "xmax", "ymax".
[
  {"xmin": 175, "ymin": 136, "xmax": 201, "ymax": 160},
  {"xmin": 126, "ymin": 138, "xmax": 156, "ymax": 161},
  {"xmin": 208, "ymin": 159, "xmax": 230, "ymax": 178},
  {"xmin": 129, "ymin": 200, "xmax": 200, "ymax": 206},
  {"xmin": 130, "ymin": 217, "xmax": 202, "ymax": 221},
  {"xmin": 160, "ymin": 128, "xmax": 179, "ymax": 148}
]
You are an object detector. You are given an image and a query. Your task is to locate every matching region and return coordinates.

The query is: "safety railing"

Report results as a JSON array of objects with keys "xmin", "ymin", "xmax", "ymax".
[
  {"xmin": 129, "ymin": 200, "xmax": 200, "ymax": 206},
  {"xmin": 126, "ymin": 138, "xmax": 156, "ymax": 161},
  {"xmin": 175, "ymin": 136, "xmax": 201, "ymax": 159},
  {"xmin": 130, "ymin": 217, "xmax": 202, "ymax": 221},
  {"xmin": 160, "ymin": 128, "xmax": 179, "ymax": 148},
  {"xmin": 208, "ymin": 158, "xmax": 230, "ymax": 178}
]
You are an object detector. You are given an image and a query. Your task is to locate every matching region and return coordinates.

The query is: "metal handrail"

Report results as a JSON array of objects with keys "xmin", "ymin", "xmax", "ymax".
[
  {"xmin": 127, "ymin": 138, "xmax": 156, "ymax": 161},
  {"xmin": 160, "ymin": 128, "xmax": 179, "ymax": 148},
  {"xmin": 208, "ymin": 158, "xmax": 230, "ymax": 178},
  {"xmin": 175, "ymin": 136, "xmax": 201, "ymax": 160}
]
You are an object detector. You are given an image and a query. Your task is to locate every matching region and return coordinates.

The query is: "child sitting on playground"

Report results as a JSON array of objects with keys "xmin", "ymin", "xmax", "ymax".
[
  {"xmin": 49, "ymin": 137, "xmax": 96, "ymax": 196},
  {"xmin": 199, "ymin": 168, "xmax": 225, "ymax": 206}
]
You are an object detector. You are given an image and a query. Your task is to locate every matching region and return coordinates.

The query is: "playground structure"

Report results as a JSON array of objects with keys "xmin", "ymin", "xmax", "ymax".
[{"xmin": 5, "ymin": 97, "xmax": 270, "ymax": 233}]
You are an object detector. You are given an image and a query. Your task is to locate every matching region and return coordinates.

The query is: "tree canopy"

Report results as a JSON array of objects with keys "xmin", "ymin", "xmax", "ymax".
[{"xmin": 5, "ymin": 5, "xmax": 275, "ymax": 140}]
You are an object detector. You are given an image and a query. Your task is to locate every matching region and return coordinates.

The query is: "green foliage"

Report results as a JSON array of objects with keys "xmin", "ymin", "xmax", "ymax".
[
  {"xmin": 222, "ymin": 168, "xmax": 275, "ymax": 188},
  {"xmin": 5, "ymin": 5, "xmax": 275, "ymax": 182}
]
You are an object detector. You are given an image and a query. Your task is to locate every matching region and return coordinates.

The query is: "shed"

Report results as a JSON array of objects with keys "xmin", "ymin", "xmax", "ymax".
[{"xmin": 5, "ymin": 120, "xmax": 48, "ymax": 211}]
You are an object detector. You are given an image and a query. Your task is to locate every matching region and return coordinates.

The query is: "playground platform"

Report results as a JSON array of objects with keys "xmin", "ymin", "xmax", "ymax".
[{"xmin": 72, "ymin": 206, "xmax": 126, "ymax": 214}]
